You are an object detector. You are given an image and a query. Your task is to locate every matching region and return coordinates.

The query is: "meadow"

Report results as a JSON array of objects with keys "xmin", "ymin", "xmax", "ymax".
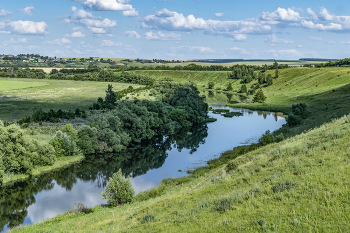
[
  {"xmin": 0, "ymin": 78, "xmax": 142, "ymax": 121},
  {"xmin": 4, "ymin": 65, "xmax": 350, "ymax": 232}
]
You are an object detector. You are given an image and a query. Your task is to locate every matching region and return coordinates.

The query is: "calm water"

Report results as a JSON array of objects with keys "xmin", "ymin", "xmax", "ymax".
[{"xmin": 1, "ymin": 107, "xmax": 286, "ymax": 232}]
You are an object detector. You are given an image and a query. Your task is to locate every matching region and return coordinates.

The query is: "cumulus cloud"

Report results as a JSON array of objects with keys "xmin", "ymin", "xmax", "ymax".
[
  {"xmin": 264, "ymin": 34, "xmax": 293, "ymax": 44},
  {"xmin": 0, "ymin": 7, "xmax": 12, "ymax": 17},
  {"xmin": 145, "ymin": 31, "xmax": 181, "ymax": 41},
  {"xmin": 65, "ymin": 31, "xmax": 86, "ymax": 37},
  {"xmin": 230, "ymin": 47, "xmax": 251, "ymax": 55},
  {"xmin": 18, "ymin": 4, "xmax": 35, "ymax": 15},
  {"xmin": 5, "ymin": 21, "xmax": 49, "ymax": 34},
  {"xmin": 100, "ymin": 40, "xmax": 122, "ymax": 46},
  {"xmin": 47, "ymin": 38, "xmax": 72, "ymax": 45},
  {"xmin": 261, "ymin": 7, "xmax": 301, "ymax": 22},
  {"xmin": 125, "ymin": 30, "xmax": 140, "ymax": 38},
  {"xmin": 4, "ymin": 38, "xmax": 28, "ymax": 44},
  {"xmin": 214, "ymin": 13, "xmax": 225, "ymax": 17},
  {"xmin": 64, "ymin": 7, "xmax": 117, "ymax": 34},
  {"xmin": 141, "ymin": 8, "xmax": 272, "ymax": 37},
  {"xmin": 69, "ymin": 0, "xmax": 138, "ymax": 17},
  {"xmin": 268, "ymin": 49, "xmax": 301, "ymax": 58}
]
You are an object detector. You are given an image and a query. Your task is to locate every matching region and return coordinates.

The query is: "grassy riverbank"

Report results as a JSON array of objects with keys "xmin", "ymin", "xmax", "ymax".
[
  {"xmin": 3, "ymin": 156, "xmax": 84, "ymax": 185},
  {"xmin": 9, "ymin": 66, "xmax": 350, "ymax": 232},
  {"xmin": 11, "ymin": 114, "xmax": 350, "ymax": 232}
]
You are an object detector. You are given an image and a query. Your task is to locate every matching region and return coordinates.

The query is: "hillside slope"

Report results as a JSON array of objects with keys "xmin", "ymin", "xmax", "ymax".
[{"xmin": 11, "ymin": 113, "xmax": 350, "ymax": 232}]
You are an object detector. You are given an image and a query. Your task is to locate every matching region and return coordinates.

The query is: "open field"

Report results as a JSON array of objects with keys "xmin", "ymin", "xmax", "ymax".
[
  {"xmin": 0, "ymin": 78, "xmax": 142, "ymax": 121},
  {"xmin": 11, "ymin": 113, "xmax": 350, "ymax": 232},
  {"xmin": 0, "ymin": 80, "xmax": 48, "ymax": 92}
]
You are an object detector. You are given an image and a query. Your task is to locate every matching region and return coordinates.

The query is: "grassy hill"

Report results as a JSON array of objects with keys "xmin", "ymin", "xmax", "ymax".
[{"xmin": 9, "ymin": 67, "xmax": 350, "ymax": 232}]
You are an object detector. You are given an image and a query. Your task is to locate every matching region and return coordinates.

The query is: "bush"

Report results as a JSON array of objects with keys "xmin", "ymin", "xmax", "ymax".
[
  {"xmin": 213, "ymin": 197, "xmax": 232, "ymax": 212},
  {"xmin": 239, "ymin": 84, "xmax": 247, "ymax": 93},
  {"xmin": 141, "ymin": 214, "xmax": 156, "ymax": 224},
  {"xmin": 49, "ymin": 131, "xmax": 79, "ymax": 157},
  {"xmin": 208, "ymin": 81, "xmax": 215, "ymax": 89},
  {"xmin": 253, "ymin": 89, "xmax": 266, "ymax": 103},
  {"xmin": 101, "ymin": 169, "xmax": 135, "ymax": 206},
  {"xmin": 61, "ymin": 124, "xmax": 78, "ymax": 141},
  {"xmin": 272, "ymin": 181, "xmax": 297, "ymax": 193},
  {"xmin": 292, "ymin": 103, "xmax": 308, "ymax": 118},
  {"xmin": 259, "ymin": 130, "xmax": 274, "ymax": 146},
  {"xmin": 286, "ymin": 114, "xmax": 299, "ymax": 127}
]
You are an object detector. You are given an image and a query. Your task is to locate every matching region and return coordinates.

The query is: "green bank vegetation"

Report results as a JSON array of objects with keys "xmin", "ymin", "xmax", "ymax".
[{"xmin": 4, "ymin": 63, "xmax": 350, "ymax": 232}]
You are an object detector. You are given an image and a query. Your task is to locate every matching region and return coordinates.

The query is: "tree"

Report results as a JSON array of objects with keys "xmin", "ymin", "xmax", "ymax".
[
  {"xmin": 239, "ymin": 84, "xmax": 247, "ymax": 93},
  {"xmin": 258, "ymin": 72, "xmax": 265, "ymax": 85},
  {"xmin": 208, "ymin": 81, "xmax": 215, "ymax": 89},
  {"xmin": 101, "ymin": 169, "xmax": 135, "ymax": 206},
  {"xmin": 253, "ymin": 89, "xmax": 266, "ymax": 103},
  {"xmin": 266, "ymin": 74, "xmax": 273, "ymax": 86},
  {"xmin": 105, "ymin": 84, "xmax": 117, "ymax": 106},
  {"xmin": 226, "ymin": 82, "xmax": 233, "ymax": 91},
  {"xmin": 275, "ymin": 69, "xmax": 279, "ymax": 78}
]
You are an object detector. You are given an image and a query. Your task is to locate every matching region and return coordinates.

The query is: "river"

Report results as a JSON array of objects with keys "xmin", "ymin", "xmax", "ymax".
[{"xmin": 1, "ymin": 106, "xmax": 286, "ymax": 232}]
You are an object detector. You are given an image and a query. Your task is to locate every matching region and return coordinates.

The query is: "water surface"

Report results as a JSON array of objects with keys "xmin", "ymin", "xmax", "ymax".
[{"xmin": 1, "ymin": 106, "xmax": 285, "ymax": 232}]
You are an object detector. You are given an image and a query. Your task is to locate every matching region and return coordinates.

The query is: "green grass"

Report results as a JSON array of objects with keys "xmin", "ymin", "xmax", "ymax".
[
  {"xmin": 0, "ymin": 80, "xmax": 48, "ymax": 92},
  {"xmin": 3, "ymin": 156, "xmax": 84, "ymax": 185},
  {"xmin": 0, "ymin": 78, "xmax": 142, "ymax": 121},
  {"xmin": 10, "ymin": 114, "xmax": 350, "ymax": 232}
]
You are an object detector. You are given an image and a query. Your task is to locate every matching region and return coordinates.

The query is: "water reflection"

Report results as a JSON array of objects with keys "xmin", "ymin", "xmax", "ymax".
[
  {"xmin": 1, "ymin": 107, "xmax": 286, "ymax": 232},
  {"xmin": 0, "ymin": 124, "xmax": 208, "ymax": 232}
]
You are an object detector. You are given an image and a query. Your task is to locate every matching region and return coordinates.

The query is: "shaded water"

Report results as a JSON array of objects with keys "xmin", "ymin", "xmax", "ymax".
[{"xmin": 1, "ymin": 107, "xmax": 286, "ymax": 232}]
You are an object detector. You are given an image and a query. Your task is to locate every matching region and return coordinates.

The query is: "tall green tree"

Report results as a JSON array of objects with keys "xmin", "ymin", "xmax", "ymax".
[
  {"xmin": 253, "ymin": 89, "xmax": 267, "ymax": 103},
  {"xmin": 105, "ymin": 84, "xmax": 117, "ymax": 106},
  {"xmin": 275, "ymin": 69, "xmax": 279, "ymax": 78}
]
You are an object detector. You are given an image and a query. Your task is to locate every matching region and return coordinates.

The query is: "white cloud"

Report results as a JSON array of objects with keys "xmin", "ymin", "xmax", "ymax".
[
  {"xmin": 298, "ymin": 44, "xmax": 303, "ymax": 48},
  {"xmin": 88, "ymin": 26, "xmax": 106, "ymax": 33},
  {"xmin": 169, "ymin": 46, "xmax": 215, "ymax": 53},
  {"xmin": 18, "ymin": 4, "xmax": 35, "ymax": 15},
  {"xmin": 308, "ymin": 36, "xmax": 323, "ymax": 41},
  {"xmin": 307, "ymin": 8, "xmax": 318, "ymax": 20},
  {"xmin": 0, "ymin": 7, "xmax": 12, "ymax": 17},
  {"xmin": 101, "ymin": 40, "xmax": 122, "ymax": 46},
  {"xmin": 47, "ymin": 38, "xmax": 72, "ymax": 45},
  {"xmin": 268, "ymin": 49, "xmax": 301, "ymax": 58},
  {"xmin": 145, "ymin": 31, "xmax": 181, "ymax": 41},
  {"xmin": 6, "ymin": 21, "xmax": 49, "ymax": 34},
  {"xmin": 70, "ymin": 0, "xmax": 138, "ymax": 17},
  {"xmin": 65, "ymin": 31, "xmax": 86, "ymax": 37},
  {"xmin": 261, "ymin": 7, "xmax": 301, "ymax": 22},
  {"xmin": 122, "ymin": 9, "xmax": 139, "ymax": 17},
  {"xmin": 264, "ymin": 34, "xmax": 293, "ymax": 44},
  {"xmin": 230, "ymin": 47, "xmax": 250, "ymax": 55},
  {"xmin": 125, "ymin": 30, "xmax": 140, "ymax": 38},
  {"xmin": 125, "ymin": 47, "xmax": 140, "ymax": 53},
  {"xmin": 4, "ymin": 38, "xmax": 28, "ymax": 44},
  {"xmin": 214, "ymin": 13, "xmax": 225, "ymax": 17},
  {"xmin": 141, "ymin": 8, "xmax": 272, "ymax": 37},
  {"xmin": 65, "ymin": 7, "xmax": 117, "ymax": 34}
]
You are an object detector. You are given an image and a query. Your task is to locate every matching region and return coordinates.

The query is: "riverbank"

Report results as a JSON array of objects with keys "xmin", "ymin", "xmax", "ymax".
[
  {"xmin": 10, "ymin": 113, "xmax": 350, "ymax": 232},
  {"xmin": 3, "ymin": 156, "xmax": 84, "ymax": 185}
]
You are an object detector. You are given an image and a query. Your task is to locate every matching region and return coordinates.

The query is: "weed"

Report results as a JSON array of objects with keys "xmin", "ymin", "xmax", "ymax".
[{"xmin": 141, "ymin": 214, "xmax": 156, "ymax": 224}]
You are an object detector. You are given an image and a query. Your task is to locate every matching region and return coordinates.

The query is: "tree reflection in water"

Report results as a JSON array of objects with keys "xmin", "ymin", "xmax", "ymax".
[{"xmin": 0, "ymin": 124, "xmax": 208, "ymax": 231}]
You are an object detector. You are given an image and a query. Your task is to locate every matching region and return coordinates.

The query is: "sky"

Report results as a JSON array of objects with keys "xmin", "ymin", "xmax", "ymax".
[{"xmin": 1, "ymin": 0, "xmax": 350, "ymax": 60}]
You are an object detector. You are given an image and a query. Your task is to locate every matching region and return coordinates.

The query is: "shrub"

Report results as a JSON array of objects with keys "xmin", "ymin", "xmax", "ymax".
[
  {"xmin": 292, "ymin": 103, "xmax": 308, "ymax": 118},
  {"xmin": 239, "ymin": 84, "xmax": 247, "ymax": 93},
  {"xmin": 141, "ymin": 214, "xmax": 156, "ymax": 224},
  {"xmin": 101, "ymin": 169, "xmax": 135, "ymax": 206},
  {"xmin": 49, "ymin": 131, "xmax": 79, "ymax": 157},
  {"xmin": 77, "ymin": 125, "xmax": 98, "ymax": 154},
  {"xmin": 226, "ymin": 82, "xmax": 233, "ymax": 91},
  {"xmin": 259, "ymin": 130, "xmax": 274, "ymax": 146},
  {"xmin": 208, "ymin": 81, "xmax": 215, "ymax": 89},
  {"xmin": 226, "ymin": 161, "xmax": 239, "ymax": 172},
  {"xmin": 272, "ymin": 181, "xmax": 297, "ymax": 193},
  {"xmin": 213, "ymin": 197, "xmax": 232, "ymax": 212},
  {"xmin": 274, "ymin": 133, "xmax": 285, "ymax": 142},
  {"xmin": 286, "ymin": 114, "xmax": 299, "ymax": 127},
  {"xmin": 253, "ymin": 89, "xmax": 266, "ymax": 103},
  {"xmin": 61, "ymin": 124, "xmax": 78, "ymax": 141}
]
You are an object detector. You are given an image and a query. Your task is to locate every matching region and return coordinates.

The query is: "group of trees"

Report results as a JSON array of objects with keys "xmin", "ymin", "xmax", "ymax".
[
  {"xmin": 0, "ymin": 67, "xmax": 46, "ymax": 79},
  {"xmin": 286, "ymin": 103, "xmax": 308, "ymax": 126},
  {"xmin": 0, "ymin": 121, "xmax": 56, "ymax": 180}
]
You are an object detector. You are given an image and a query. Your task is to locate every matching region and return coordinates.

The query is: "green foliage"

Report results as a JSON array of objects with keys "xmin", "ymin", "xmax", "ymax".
[
  {"xmin": 141, "ymin": 214, "xmax": 156, "ymax": 224},
  {"xmin": 275, "ymin": 69, "xmax": 279, "ymax": 78},
  {"xmin": 239, "ymin": 84, "xmax": 247, "ymax": 93},
  {"xmin": 60, "ymin": 124, "xmax": 78, "ymax": 141},
  {"xmin": 292, "ymin": 103, "xmax": 308, "ymax": 118},
  {"xmin": 101, "ymin": 169, "xmax": 135, "ymax": 206},
  {"xmin": 213, "ymin": 197, "xmax": 232, "ymax": 212},
  {"xmin": 259, "ymin": 130, "xmax": 274, "ymax": 146},
  {"xmin": 272, "ymin": 181, "xmax": 297, "ymax": 193},
  {"xmin": 135, "ymin": 185, "xmax": 166, "ymax": 202},
  {"xmin": 253, "ymin": 89, "xmax": 266, "ymax": 103},
  {"xmin": 266, "ymin": 74, "xmax": 273, "ymax": 86},
  {"xmin": 104, "ymin": 84, "xmax": 117, "ymax": 106},
  {"xmin": 208, "ymin": 81, "xmax": 215, "ymax": 89},
  {"xmin": 286, "ymin": 113, "xmax": 299, "ymax": 127},
  {"xmin": 76, "ymin": 125, "xmax": 98, "ymax": 155},
  {"xmin": 226, "ymin": 82, "xmax": 233, "ymax": 91},
  {"xmin": 0, "ymin": 121, "xmax": 56, "ymax": 175},
  {"xmin": 49, "ymin": 131, "xmax": 79, "ymax": 157}
]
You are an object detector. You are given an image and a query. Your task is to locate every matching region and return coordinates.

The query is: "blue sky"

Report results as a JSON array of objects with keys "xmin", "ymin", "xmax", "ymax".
[{"xmin": 1, "ymin": 0, "xmax": 350, "ymax": 59}]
